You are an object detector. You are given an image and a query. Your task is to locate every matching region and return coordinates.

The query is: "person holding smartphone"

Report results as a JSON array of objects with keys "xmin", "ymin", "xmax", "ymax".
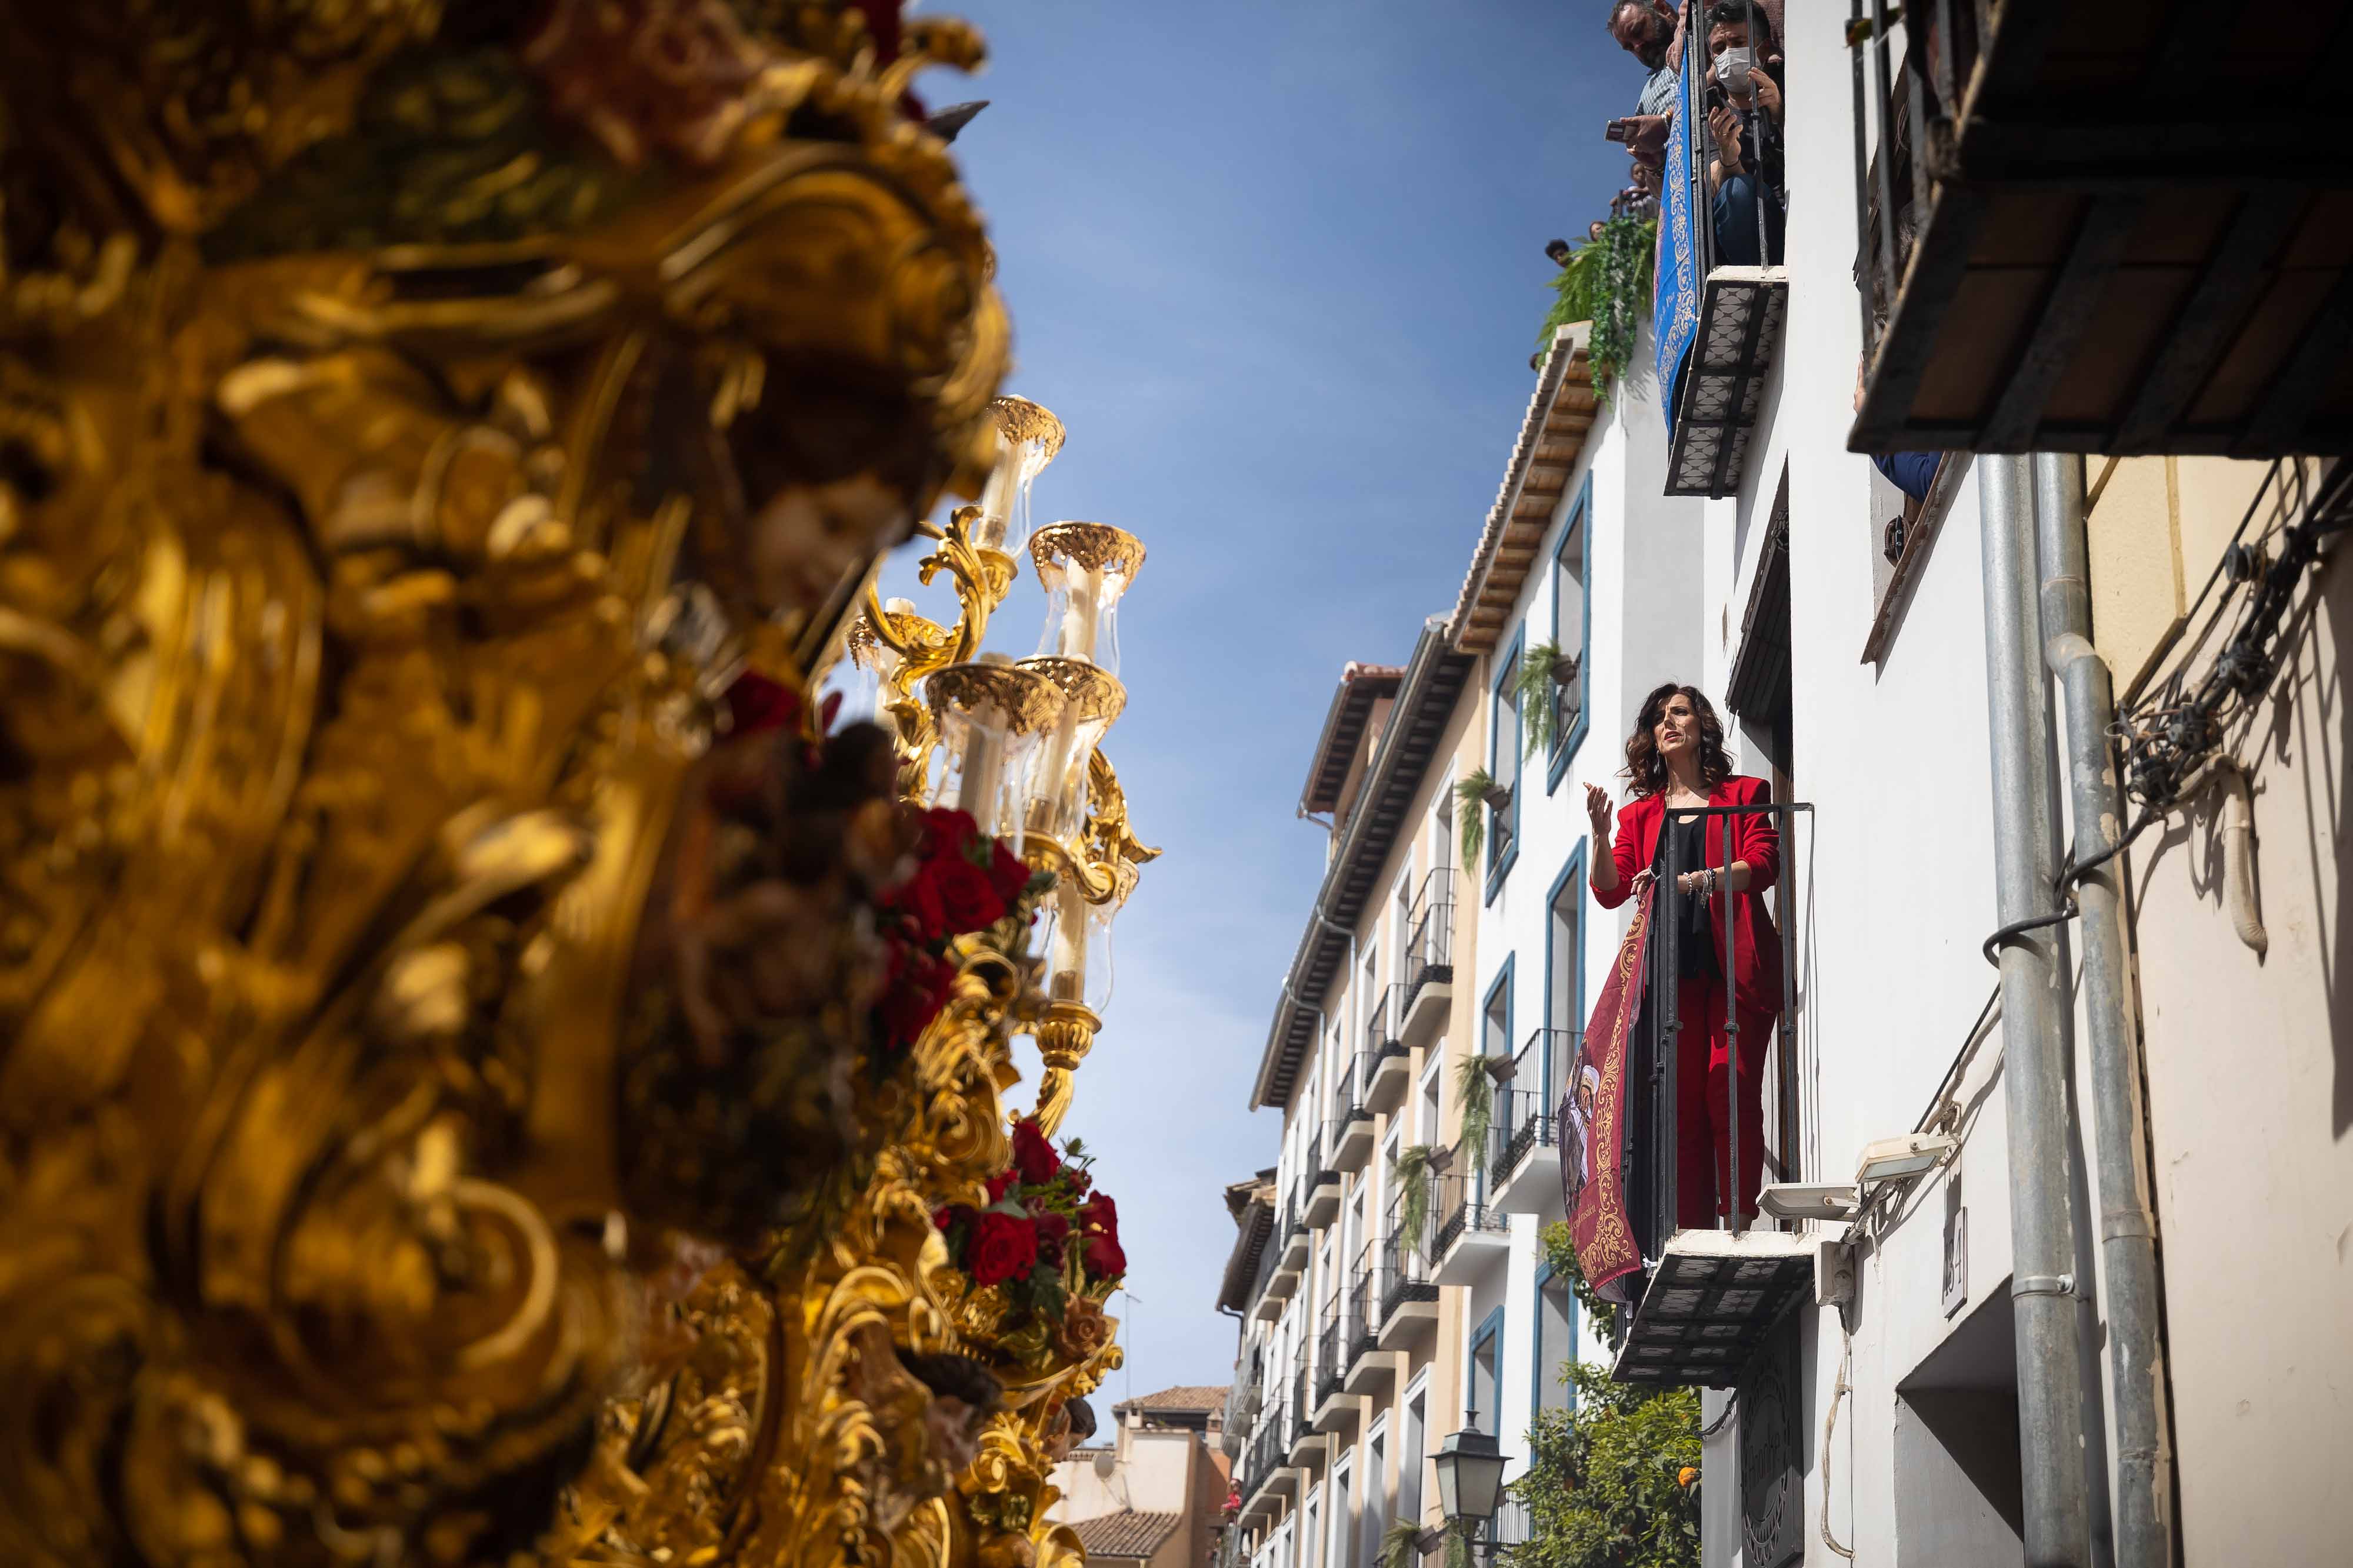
[{"xmin": 1701, "ymin": 1, "xmax": 1787, "ymax": 267}]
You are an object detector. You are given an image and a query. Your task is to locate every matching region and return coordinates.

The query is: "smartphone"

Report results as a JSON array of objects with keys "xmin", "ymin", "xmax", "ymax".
[{"xmin": 1604, "ymin": 118, "xmax": 1633, "ymax": 144}]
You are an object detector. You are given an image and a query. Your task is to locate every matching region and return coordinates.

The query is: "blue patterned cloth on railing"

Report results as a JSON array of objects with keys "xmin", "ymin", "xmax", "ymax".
[{"xmin": 1654, "ymin": 45, "xmax": 1699, "ymax": 438}]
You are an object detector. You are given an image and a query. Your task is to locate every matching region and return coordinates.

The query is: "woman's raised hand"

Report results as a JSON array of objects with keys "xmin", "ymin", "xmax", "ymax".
[{"xmin": 1584, "ymin": 782, "xmax": 1614, "ymax": 845}]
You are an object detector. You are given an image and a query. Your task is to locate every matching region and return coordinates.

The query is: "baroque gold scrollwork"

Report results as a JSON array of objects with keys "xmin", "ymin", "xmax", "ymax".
[{"xmin": 0, "ymin": 4, "xmax": 1012, "ymax": 1567}]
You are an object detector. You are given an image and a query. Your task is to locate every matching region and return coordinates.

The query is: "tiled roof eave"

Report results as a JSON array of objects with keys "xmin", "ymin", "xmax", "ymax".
[{"xmin": 1447, "ymin": 324, "xmax": 1598, "ymax": 654}]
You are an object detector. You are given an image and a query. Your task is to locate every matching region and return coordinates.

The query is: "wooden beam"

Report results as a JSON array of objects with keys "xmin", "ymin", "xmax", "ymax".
[
  {"xmin": 2238, "ymin": 266, "xmax": 2353, "ymax": 456},
  {"xmin": 2112, "ymin": 188, "xmax": 2306, "ymax": 453},
  {"xmin": 1979, "ymin": 193, "xmax": 2145, "ymax": 451}
]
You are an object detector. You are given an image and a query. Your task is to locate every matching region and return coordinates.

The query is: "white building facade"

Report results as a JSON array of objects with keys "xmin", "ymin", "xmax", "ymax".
[{"xmin": 1229, "ymin": 8, "xmax": 2353, "ymax": 1566}]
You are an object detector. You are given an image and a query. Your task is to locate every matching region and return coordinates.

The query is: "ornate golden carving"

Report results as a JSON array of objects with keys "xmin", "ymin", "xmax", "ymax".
[
  {"xmin": 0, "ymin": 5, "xmax": 1019, "ymax": 1567},
  {"xmin": 1029, "ymin": 522, "xmax": 1147, "ymax": 581}
]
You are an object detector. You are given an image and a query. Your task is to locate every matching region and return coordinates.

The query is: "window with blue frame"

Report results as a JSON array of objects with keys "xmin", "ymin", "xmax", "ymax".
[
  {"xmin": 1485, "ymin": 631, "xmax": 1523, "ymax": 899},
  {"xmin": 1544, "ymin": 850, "xmax": 1586, "ymax": 1115},
  {"xmin": 1468, "ymin": 1309, "xmax": 1504, "ymax": 1434},
  {"xmin": 1547, "ymin": 478, "xmax": 1593, "ymax": 792},
  {"xmin": 1532, "ymin": 1265, "xmax": 1577, "ymax": 1414}
]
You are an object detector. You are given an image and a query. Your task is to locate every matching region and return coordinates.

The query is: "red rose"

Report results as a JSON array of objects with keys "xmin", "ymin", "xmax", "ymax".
[
  {"xmin": 1033, "ymin": 1210, "xmax": 1072, "ymax": 1267},
  {"xmin": 880, "ymin": 945, "xmax": 955, "ymax": 1047},
  {"xmin": 884, "ymin": 865, "xmax": 949, "ymax": 944},
  {"xmin": 989, "ymin": 839, "xmax": 1034, "ymax": 906},
  {"xmin": 966, "ymin": 1210, "xmax": 1039, "ymax": 1288},
  {"xmin": 724, "ymin": 671, "xmax": 802, "ymax": 737},
  {"xmin": 1082, "ymin": 1230, "xmax": 1126, "ymax": 1282},
  {"xmin": 1066, "ymin": 1167, "xmax": 1092, "ymax": 1198},
  {"xmin": 921, "ymin": 807, "xmax": 979, "ymax": 860},
  {"xmin": 934, "ymin": 1203, "xmax": 976, "ymax": 1236},
  {"xmin": 986, "ymin": 1169, "xmax": 1015, "ymax": 1204},
  {"xmin": 1080, "ymin": 1193, "xmax": 1118, "ymax": 1238},
  {"xmin": 931, "ymin": 856, "xmax": 1007, "ymax": 935},
  {"xmin": 1010, "ymin": 1118, "xmax": 1062, "ymax": 1186}
]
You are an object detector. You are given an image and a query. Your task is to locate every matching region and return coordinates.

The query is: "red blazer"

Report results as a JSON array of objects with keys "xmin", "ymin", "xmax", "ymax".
[{"xmin": 1591, "ymin": 773, "xmax": 1785, "ymax": 1019}]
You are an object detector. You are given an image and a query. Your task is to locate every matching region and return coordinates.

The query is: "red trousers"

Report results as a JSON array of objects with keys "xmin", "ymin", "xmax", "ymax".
[{"xmin": 1672, "ymin": 975, "xmax": 1769, "ymax": 1230}]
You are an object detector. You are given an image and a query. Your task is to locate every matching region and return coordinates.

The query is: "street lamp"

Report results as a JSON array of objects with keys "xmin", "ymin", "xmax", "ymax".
[{"xmin": 1432, "ymin": 1422, "xmax": 1508, "ymax": 1559}]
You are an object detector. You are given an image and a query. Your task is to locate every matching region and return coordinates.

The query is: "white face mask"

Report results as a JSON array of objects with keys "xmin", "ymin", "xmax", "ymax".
[{"xmin": 1712, "ymin": 46, "xmax": 1758, "ymax": 98}]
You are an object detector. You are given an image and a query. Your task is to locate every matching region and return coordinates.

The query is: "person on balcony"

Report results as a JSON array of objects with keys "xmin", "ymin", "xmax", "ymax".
[
  {"xmin": 1582, "ymin": 683, "xmax": 1782, "ymax": 1229},
  {"xmin": 1606, "ymin": 0, "xmax": 1679, "ymax": 172},
  {"xmin": 1702, "ymin": 1, "xmax": 1786, "ymax": 268}
]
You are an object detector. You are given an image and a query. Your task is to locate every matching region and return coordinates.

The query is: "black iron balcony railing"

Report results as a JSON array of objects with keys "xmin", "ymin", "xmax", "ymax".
[
  {"xmin": 1632, "ymin": 801, "xmax": 1807, "ymax": 1263},
  {"xmin": 1328, "ymin": 1057, "xmax": 1371, "ymax": 1133},
  {"xmin": 1347, "ymin": 1247, "xmax": 1378, "ymax": 1362},
  {"xmin": 1494, "ymin": 1027, "xmax": 1577, "ymax": 1187},
  {"xmin": 1404, "ymin": 870, "xmax": 1455, "ymax": 1007},
  {"xmin": 1362, "ymin": 989, "xmax": 1389, "ymax": 1059},
  {"xmin": 1315, "ymin": 1310, "xmax": 1344, "ymax": 1406},
  {"xmin": 1308, "ymin": 1126, "xmax": 1339, "ymax": 1189},
  {"xmin": 1290, "ymin": 1365, "xmax": 1310, "ymax": 1440},
  {"xmin": 1432, "ymin": 1150, "xmax": 1507, "ymax": 1260},
  {"xmin": 1378, "ymin": 1189, "xmax": 1438, "ymax": 1322}
]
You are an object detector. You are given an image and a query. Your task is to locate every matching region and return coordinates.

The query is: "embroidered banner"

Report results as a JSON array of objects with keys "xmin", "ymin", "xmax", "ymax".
[
  {"xmin": 1652, "ymin": 34, "xmax": 1698, "ymax": 439},
  {"xmin": 1564, "ymin": 880, "xmax": 1655, "ymax": 1304}
]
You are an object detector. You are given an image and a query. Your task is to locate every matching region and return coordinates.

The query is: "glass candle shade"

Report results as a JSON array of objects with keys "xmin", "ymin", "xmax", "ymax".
[
  {"xmin": 1029, "ymin": 522, "xmax": 1145, "ymax": 678},
  {"xmin": 969, "ymin": 396, "xmax": 1065, "ymax": 556},
  {"xmin": 1039, "ymin": 867, "xmax": 1126, "ymax": 1013},
  {"xmin": 922, "ymin": 658, "xmax": 1066, "ymax": 849},
  {"xmin": 842, "ymin": 596, "xmax": 926, "ymax": 722},
  {"xmin": 1014, "ymin": 655, "xmax": 1126, "ymax": 846}
]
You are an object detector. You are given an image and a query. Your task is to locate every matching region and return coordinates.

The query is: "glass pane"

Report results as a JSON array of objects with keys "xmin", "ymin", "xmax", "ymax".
[{"xmin": 1537, "ymin": 1277, "xmax": 1575, "ymax": 1412}]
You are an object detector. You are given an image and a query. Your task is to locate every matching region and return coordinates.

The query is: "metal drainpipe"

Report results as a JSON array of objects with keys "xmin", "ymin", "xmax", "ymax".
[
  {"xmin": 2034, "ymin": 452, "xmax": 2175, "ymax": 1568},
  {"xmin": 1978, "ymin": 452, "xmax": 2093, "ymax": 1568}
]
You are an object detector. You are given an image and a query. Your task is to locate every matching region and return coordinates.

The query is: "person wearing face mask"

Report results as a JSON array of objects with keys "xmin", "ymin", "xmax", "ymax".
[
  {"xmin": 1701, "ymin": 1, "xmax": 1787, "ymax": 267},
  {"xmin": 1583, "ymin": 682, "xmax": 1784, "ymax": 1229}
]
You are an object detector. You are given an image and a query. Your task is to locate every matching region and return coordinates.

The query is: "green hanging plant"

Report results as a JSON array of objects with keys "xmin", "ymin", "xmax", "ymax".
[
  {"xmin": 1536, "ymin": 215, "xmax": 1658, "ymax": 409},
  {"xmin": 1379, "ymin": 1522, "xmax": 1427, "ymax": 1568},
  {"xmin": 1454, "ymin": 1052, "xmax": 1497, "ymax": 1159},
  {"xmin": 1392, "ymin": 1144, "xmax": 1439, "ymax": 1252},
  {"xmin": 1454, "ymin": 769, "xmax": 1500, "ymax": 868},
  {"xmin": 1519, "ymin": 640, "xmax": 1565, "ymax": 758},
  {"xmin": 1445, "ymin": 1527, "xmax": 1472, "ymax": 1568}
]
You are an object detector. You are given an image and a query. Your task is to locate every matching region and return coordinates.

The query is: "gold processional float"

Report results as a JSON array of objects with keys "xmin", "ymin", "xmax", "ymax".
[{"xmin": 0, "ymin": 5, "xmax": 1154, "ymax": 1568}]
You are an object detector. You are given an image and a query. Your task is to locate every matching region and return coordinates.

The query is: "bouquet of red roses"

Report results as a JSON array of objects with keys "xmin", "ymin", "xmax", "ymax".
[
  {"xmin": 933, "ymin": 1117, "xmax": 1127, "ymax": 1370},
  {"xmin": 876, "ymin": 806, "xmax": 1052, "ymax": 1056}
]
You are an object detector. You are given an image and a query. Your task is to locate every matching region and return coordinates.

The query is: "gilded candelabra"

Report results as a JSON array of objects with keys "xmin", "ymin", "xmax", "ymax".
[{"xmin": 847, "ymin": 398, "xmax": 1160, "ymax": 1568}]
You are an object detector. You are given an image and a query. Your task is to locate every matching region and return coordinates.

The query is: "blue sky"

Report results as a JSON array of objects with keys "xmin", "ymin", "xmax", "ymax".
[{"xmin": 898, "ymin": 1, "xmax": 1635, "ymax": 1407}]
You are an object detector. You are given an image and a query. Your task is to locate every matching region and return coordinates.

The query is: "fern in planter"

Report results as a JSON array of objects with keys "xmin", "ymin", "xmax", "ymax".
[
  {"xmin": 1456, "ymin": 769, "xmax": 1514, "ymax": 869},
  {"xmin": 1379, "ymin": 1522, "xmax": 1426, "ymax": 1568},
  {"xmin": 1392, "ymin": 1144, "xmax": 1439, "ymax": 1250},
  {"xmin": 1519, "ymin": 640, "xmax": 1563, "ymax": 758},
  {"xmin": 1536, "ymin": 214, "xmax": 1658, "ymax": 409},
  {"xmin": 1454, "ymin": 769, "xmax": 1499, "ymax": 868},
  {"xmin": 1453, "ymin": 1052, "xmax": 1497, "ymax": 1161}
]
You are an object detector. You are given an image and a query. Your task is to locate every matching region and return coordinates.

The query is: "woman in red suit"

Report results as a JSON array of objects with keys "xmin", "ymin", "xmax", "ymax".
[{"xmin": 1584, "ymin": 683, "xmax": 1782, "ymax": 1229}]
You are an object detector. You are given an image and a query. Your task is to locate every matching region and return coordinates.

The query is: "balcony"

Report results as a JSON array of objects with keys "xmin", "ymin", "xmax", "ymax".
[
  {"xmin": 1376, "ymin": 1193, "xmax": 1439, "ymax": 1347},
  {"xmin": 1847, "ymin": 0, "xmax": 2353, "ymax": 458},
  {"xmin": 1259, "ymin": 1199, "xmax": 1304, "ymax": 1318},
  {"xmin": 1329, "ymin": 1061, "xmax": 1377, "ymax": 1175},
  {"xmin": 1237, "ymin": 1397, "xmax": 1299, "ymax": 1520},
  {"xmin": 1362, "ymin": 983, "xmax": 1412, "ymax": 1115},
  {"xmin": 1311, "ymin": 1312, "xmax": 1354, "ymax": 1432},
  {"xmin": 1286, "ymin": 1366, "xmax": 1331, "ymax": 1468},
  {"xmin": 1304, "ymin": 1138, "xmax": 1342, "ymax": 1229},
  {"xmin": 1611, "ymin": 798, "xmax": 1814, "ymax": 1387},
  {"xmin": 1653, "ymin": 28, "xmax": 1786, "ymax": 498},
  {"xmin": 1492, "ymin": 1027, "xmax": 1575, "ymax": 1216},
  {"xmin": 1430, "ymin": 1155, "xmax": 1509, "ymax": 1286},
  {"xmin": 1400, "ymin": 870, "xmax": 1455, "ymax": 1050},
  {"xmin": 1341, "ymin": 1251, "xmax": 1401, "ymax": 1393}
]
